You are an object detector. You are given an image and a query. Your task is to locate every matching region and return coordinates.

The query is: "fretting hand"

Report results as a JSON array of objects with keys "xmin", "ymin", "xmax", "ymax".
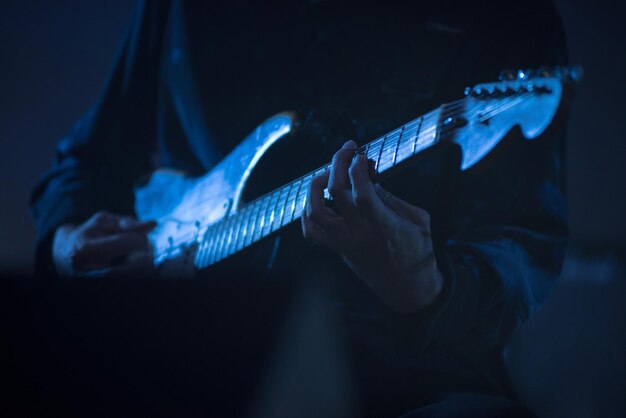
[{"xmin": 301, "ymin": 140, "xmax": 444, "ymax": 314}]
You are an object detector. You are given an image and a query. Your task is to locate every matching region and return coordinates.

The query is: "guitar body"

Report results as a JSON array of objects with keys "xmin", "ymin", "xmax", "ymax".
[{"xmin": 135, "ymin": 112, "xmax": 296, "ymax": 276}]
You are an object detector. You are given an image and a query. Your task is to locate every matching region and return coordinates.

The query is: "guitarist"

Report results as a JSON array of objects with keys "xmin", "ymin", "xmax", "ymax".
[{"xmin": 31, "ymin": 0, "xmax": 569, "ymax": 416}]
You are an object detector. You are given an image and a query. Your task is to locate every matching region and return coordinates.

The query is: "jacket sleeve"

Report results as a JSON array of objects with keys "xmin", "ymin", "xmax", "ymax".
[
  {"xmin": 394, "ymin": 0, "xmax": 570, "ymax": 356},
  {"xmin": 422, "ymin": 115, "xmax": 570, "ymax": 359},
  {"xmin": 30, "ymin": 0, "xmax": 171, "ymax": 276}
]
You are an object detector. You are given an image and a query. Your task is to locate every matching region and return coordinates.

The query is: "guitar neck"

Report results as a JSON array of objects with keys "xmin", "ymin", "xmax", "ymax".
[{"xmin": 194, "ymin": 106, "xmax": 444, "ymax": 269}]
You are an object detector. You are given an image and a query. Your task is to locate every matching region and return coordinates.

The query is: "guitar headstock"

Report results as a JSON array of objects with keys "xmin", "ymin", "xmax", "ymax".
[
  {"xmin": 448, "ymin": 65, "xmax": 582, "ymax": 170},
  {"xmin": 495, "ymin": 66, "xmax": 583, "ymax": 84},
  {"xmin": 465, "ymin": 66, "xmax": 582, "ymax": 97}
]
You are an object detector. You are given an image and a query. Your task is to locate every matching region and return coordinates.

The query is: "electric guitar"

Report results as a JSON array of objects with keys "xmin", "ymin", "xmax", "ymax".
[{"xmin": 135, "ymin": 66, "xmax": 581, "ymax": 277}]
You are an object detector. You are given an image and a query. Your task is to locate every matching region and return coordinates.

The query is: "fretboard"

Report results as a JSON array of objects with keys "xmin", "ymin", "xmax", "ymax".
[{"xmin": 194, "ymin": 107, "xmax": 442, "ymax": 269}]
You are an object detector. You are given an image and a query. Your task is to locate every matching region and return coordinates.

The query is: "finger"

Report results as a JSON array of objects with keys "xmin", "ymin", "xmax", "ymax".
[
  {"xmin": 84, "ymin": 211, "xmax": 118, "ymax": 230},
  {"xmin": 328, "ymin": 140, "xmax": 358, "ymax": 215},
  {"xmin": 348, "ymin": 154, "xmax": 389, "ymax": 224},
  {"xmin": 78, "ymin": 232, "xmax": 151, "ymax": 264},
  {"xmin": 307, "ymin": 170, "xmax": 331, "ymax": 218},
  {"xmin": 301, "ymin": 213, "xmax": 342, "ymax": 254},
  {"xmin": 307, "ymin": 171, "xmax": 342, "ymax": 223},
  {"xmin": 84, "ymin": 211, "xmax": 156, "ymax": 234},
  {"xmin": 374, "ymin": 184, "xmax": 431, "ymax": 227},
  {"xmin": 118, "ymin": 218, "xmax": 157, "ymax": 232}
]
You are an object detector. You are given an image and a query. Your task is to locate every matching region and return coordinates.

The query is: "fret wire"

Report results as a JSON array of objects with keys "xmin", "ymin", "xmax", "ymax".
[
  {"xmin": 369, "ymin": 139, "xmax": 382, "ymax": 160},
  {"xmin": 217, "ymin": 214, "xmax": 236, "ymax": 261},
  {"xmin": 230, "ymin": 212, "xmax": 244, "ymax": 259},
  {"xmin": 379, "ymin": 129, "xmax": 402, "ymax": 170},
  {"xmin": 277, "ymin": 183, "xmax": 293, "ymax": 229},
  {"xmin": 271, "ymin": 187, "xmax": 288, "ymax": 232},
  {"xmin": 287, "ymin": 179, "xmax": 304, "ymax": 225},
  {"xmin": 225, "ymin": 214, "xmax": 240, "ymax": 259},
  {"xmin": 412, "ymin": 116, "xmax": 424, "ymax": 155},
  {"xmin": 417, "ymin": 115, "xmax": 434, "ymax": 152},
  {"xmin": 219, "ymin": 213, "xmax": 239, "ymax": 260},
  {"xmin": 205, "ymin": 223, "xmax": 220, "ymax": 266},
  {"xmin": 397, "ymin": 121, "xmax": 418, "ymax": 163},
  {"xmin": 202, "ymin": 225, "xmax": 216, "ymax": 267},
  {"xmin": 208, "ymin": 217, "xmax": 228, "ymax": 265},
  {"xmin": 253, "ymin": 195, "xmax": 270, "ymax": 242},
  {"xmin": 236, "ymin": 207, "xmax": 250, "ymax": 251},
  {"xmin": 237, "ymin": 205, "xmax": 252, "ymax": 251},
  {"xmin": 281, "ymin": 182, "xmax": 295, "ymax": 227},
  {"xmin": 225, "ymin": 211, "xmax": 242, "ymax": 258},
  {"xmin": 294, "ymin": 175, "xmax": 312, "ymax": 219},
  {"xmin": 376, "ymin": 134, "xmax": 387, "ymax": 172},
  {"xmin": 244, "ymin": 200, "xmax": 260, "ymax": 247},
  {"xmin": 233, "ymin": 206, "xmax": 249, "ymax": 252},
  {"xmin": 201, "ymin": 224, "xmax": 218, "ymax": 268},
  {"xmin": 227, "ymin": 208, "xmax": 243, "ymax": 255},
  {"xmin": 392, "ymin": 125, "xmax": 404, "ymax": 167},
  {"xmin": 243, "ymin": 200, "xmax": 260, "ymax": 247},
  {"xmin": 194, "ymin": 228, "xmax": 208, "ymax": 268},
  {"xmin": 263, "ymin": 191, "xmax": 279, "ymax": 237},
  {"xmin": 364, "ymin": 142, "xmax": 371, "ymax": 159}
]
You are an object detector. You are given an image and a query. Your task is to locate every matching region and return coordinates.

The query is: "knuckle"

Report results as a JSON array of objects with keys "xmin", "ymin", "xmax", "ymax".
[
  {"xmin": 74, "ymin": 239, "xmax": 88, "ymax": 254},
  {"xmin": 68, "ymin": 249, "xmax": 82, "ymax": 271},
  {"xmin": 332, "ymin": 148, "xmax": 351, "ymax": 163},
  {"xmin": 332, "ymin": 149, "xmax": 347, "ymax": 161},
  {"xmin": 91, "ymin": 211, "xmax": 114, "ymax": 226},
  {"xmin": 311, "ymin": 175, "xmax": 325, "ymax": 188},
  {"xmin": 354, "ymin": 192, "xmax": 372, "ymax": 208},
  {"xmin": 331, "ymin": 152, "xmax": 342, "ymax": 166},
  {"xmin": 308, "ymin": 209, "xmax": 323, "ymax": 225},
  {"xmin": 328, "ymin": 183, "xmax": 340, "ymax": 197}
]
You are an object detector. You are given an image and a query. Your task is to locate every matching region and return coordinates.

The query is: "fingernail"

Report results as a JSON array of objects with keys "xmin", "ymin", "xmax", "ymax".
[{"xmin": 342, "ymin": 140, "xmax": 357, "ymax": 150}]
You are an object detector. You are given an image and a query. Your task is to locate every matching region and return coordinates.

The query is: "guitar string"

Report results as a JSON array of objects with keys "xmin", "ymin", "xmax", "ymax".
[
  {"xmin": 154, "ymin": 92, "xmax": 532, "ymax": 264},
  {"xmin": 157, "ymin": 94, "xmax": 520, "ymax": 265},
  {"xmin": 158, "ymin": 105, "xmax": 447, "ymax": 255},
  {"xmin": 157, "ymin": 104, "xmax": 451, "ymax": 262},
  {"xmin": 196, "ymin": 90, "xmax": 537, "ymax": 265},
  {"xmin": 159, "ymin": 93, "xmax": 527, "ymax": 265}
]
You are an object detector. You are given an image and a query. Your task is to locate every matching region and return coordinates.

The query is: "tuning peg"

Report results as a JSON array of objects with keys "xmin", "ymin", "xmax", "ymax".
[
  {"xmin": 498, "ymin": 69, "xmax": 516, "ymax": 81},
  {"xmin": 537, "ymin": 67, "xmax": 553, "ymax": 77},
  {"xmin": 517, "ymin": 69, "xmax": 530, "ymax": 80},
  {"xmin": 470, "ymin": 87, "xmax": 487, "ymax": 97},
  {"xmin": 503, "ymin": 87, "xmax": 517, "ymax": 96},
  {"xmin": 568, "ymin": 65, "xmax": 584, "ymax": 82},
  {"xmin": 556, "ymin": 65, "xmax": 584, "ymax": 83}
]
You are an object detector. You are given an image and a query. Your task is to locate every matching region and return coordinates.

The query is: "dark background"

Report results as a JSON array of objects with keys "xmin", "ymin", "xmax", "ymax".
[{"xmin": 1, "ymin": 1, "xmax": 625, "ymax": 417}]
